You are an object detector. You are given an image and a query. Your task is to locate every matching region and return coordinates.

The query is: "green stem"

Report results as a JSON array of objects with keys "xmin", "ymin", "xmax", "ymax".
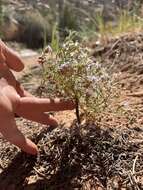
[{"xmin": 75, "ymin": 97, "xmax": 81, "ymax": 125}]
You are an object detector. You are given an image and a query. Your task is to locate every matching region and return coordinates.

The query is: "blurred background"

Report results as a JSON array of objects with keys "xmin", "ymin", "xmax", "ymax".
[{"xmin": 0, "ymin": 0, "xmax": 143, "ymax": 49}]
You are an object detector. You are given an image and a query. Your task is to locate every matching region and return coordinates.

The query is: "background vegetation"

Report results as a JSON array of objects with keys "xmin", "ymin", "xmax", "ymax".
[
  {"xmin": 0, "ymin": 0, "xmax": 3, "ymax": 37},
  {"xmin": 0, "ymin": 0, "xmax": 143, "ymax": 48}
]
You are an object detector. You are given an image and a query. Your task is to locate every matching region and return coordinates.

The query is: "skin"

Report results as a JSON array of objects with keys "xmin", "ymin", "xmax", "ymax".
[{"xmin": 0, "ymin": 40, "xmax": 75, "ymax": 155}]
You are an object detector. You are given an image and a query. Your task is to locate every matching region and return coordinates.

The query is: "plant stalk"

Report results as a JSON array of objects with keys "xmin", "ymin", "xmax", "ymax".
[{"xmin": 75, "ymin": 97, "xmax": 81, "ymax": 125}]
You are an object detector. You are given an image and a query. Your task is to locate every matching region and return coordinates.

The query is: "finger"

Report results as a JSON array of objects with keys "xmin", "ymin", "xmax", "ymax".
[
  {"xmin": 0, "ymin": 40, "xmax": 24, "ymax": 71},
  {"xmin": 16, "ymin": 108, "xmax": 58, "ymax": 127},
  {"xmin": 0, "ymin": 46, "xmax": 7, "ymax": 71},
  {"xmin": 0, "ymin": 47, "xmax": 6, "ymax": 62},
  {"xmin": 0, "ymin": 114, "xmax": 38, "ymax": 155},
  {"xmin": 16, "ymin": 97, "xmax": 75, "ymax": 113},
  {"xmin": 15, "ymin": 81, "xmax": 34, "ymax": 97}
]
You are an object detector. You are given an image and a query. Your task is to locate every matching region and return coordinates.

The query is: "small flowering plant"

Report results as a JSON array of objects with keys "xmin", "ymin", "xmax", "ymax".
[{"xmin": 39, "ymin": 35, "xmax": 115, "ymax": 124}]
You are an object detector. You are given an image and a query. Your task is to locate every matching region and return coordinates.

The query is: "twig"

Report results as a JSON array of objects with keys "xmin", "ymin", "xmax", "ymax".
[
  {"xmin": 33, "ymin": 167, "xmax": 51, "ymax": 179},
  {"xmin": 104, "ymin": 39, "xmax": 121, "ymax": 57},
  {"xmin": 128, "ymin": 173, "xmax": 140, "ymax": 190},
  {"xmin": 132, "ymin": 155, "xmax": 138, "ymax": 175},
  {"xmin": 133, "ymin": 170, "xmax": 143, "ymax": 176},
  {"xmin": 129, "ymin": 154, "xmax": 140, "ymax": 190},
  {"xmin": 0, "ymin": 159, "xmax": 4, "ymax": 170}
]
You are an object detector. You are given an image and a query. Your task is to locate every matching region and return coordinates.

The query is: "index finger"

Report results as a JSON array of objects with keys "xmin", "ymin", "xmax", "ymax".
[{"xmin": 0, "ymin": 39, "xmax": 24, "ymax": 72}]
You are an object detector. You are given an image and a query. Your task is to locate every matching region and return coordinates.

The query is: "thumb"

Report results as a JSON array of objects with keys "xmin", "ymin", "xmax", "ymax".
[
  {"xmin": 10, "ymin": 132, "xmax": 38, "ymax": 155},
  {"xmin": 0, "ymin": 118, "xmax": 38, "ymax": 155},
  {"xmin": 5, "ymin": 130, "xmax": 38, "ymax": 155}
]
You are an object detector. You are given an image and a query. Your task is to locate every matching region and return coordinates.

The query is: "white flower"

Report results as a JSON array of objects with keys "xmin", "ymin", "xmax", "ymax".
[{"xmin": 87, "ymin": 76, "xmax": 99, "ymax": 83}]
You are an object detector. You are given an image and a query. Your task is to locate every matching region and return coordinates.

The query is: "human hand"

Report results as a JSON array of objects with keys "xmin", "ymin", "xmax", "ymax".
[
  {"xmin": 0, "ymin": 78, "xmax": 75, "ymax": 155},
  {"xmin": 0, "ymin": 41, "xmax": 75, "ymax": 155},
  {"xmin": 0, "ymin": 41, "xmax": 38, "ymax": 155}
]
